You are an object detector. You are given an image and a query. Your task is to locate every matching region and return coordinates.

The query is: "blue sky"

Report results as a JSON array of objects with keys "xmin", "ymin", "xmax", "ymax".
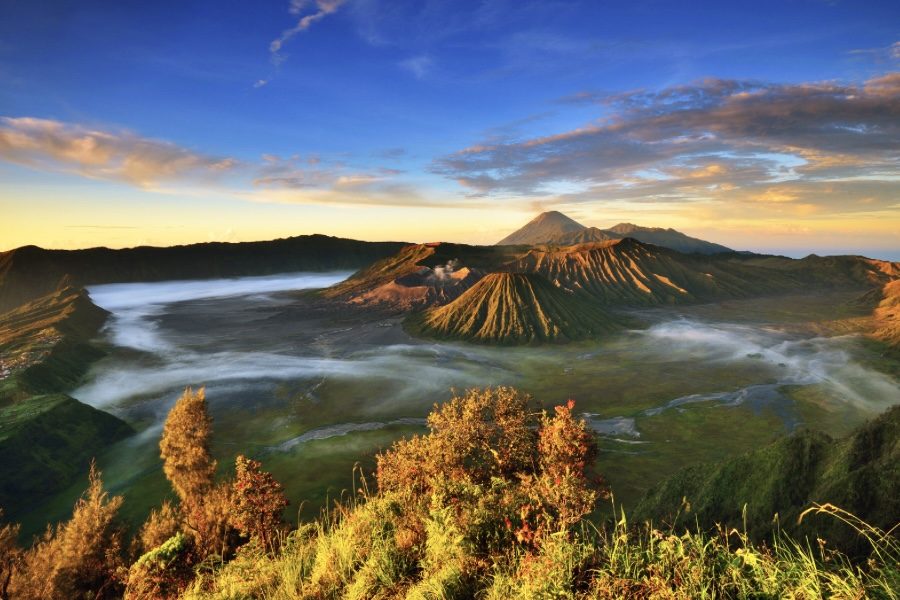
[{"xmin": 1, "ymin": 0, "xmax": 898, "ymax": 258}]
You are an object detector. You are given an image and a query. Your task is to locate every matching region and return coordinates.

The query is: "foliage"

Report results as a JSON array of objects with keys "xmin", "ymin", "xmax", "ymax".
[
  {"xmin": 9, "ymin": 462, "xmax": 125, "ymax": 600},
  {"xmin": 634, "ymin": 403, "xmax": 900, "ymax": 555},
  {"xmin": 160, "ymin": 387, "xmax": 217, "ymax": 507},
  {"xmin": 183, "ymin": 481, "xmax": 242, "ymax": 563},
  {"xmin": 125, "ymin": 532, "xmax": 195, "ymax": 600},
  {"xmin": 377, "ymin": 386, "xmax": 539, "ymax": 496},
  {"xmin": 230, "ymin": 455, "xmax": 289, "ymax": 553},
  {"xmin": 0, "ymin": 510, "xmax": 21, "ymax": 600},
  {"xmin": 135, "ymin": 500, "xmax": 181, "ymax": 555},
  {"xmin": 2, "ymin": 386, "xmax": 895, "ymax": 598}
]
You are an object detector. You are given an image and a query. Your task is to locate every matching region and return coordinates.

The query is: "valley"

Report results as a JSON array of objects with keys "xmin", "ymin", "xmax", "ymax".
[{"xmin": 12, "ymin": 270, "xmax": 898, "ymax": 541}]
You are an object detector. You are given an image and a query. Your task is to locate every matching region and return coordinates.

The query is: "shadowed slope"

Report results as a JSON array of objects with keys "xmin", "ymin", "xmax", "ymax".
[
  {"xmin": 605, "ymin": 223, "xmax": 732, "ymax": 254},
  {"xmin": 634, "ymin": 405, "xmax": 900, "ymax": 556},
  {"xmin": 417, "ymin": 272, "xmax": 620, "ymax": 344},
  {"xmin": 551, "ymin": 226, "xmax": 619, "ymax": 245}
]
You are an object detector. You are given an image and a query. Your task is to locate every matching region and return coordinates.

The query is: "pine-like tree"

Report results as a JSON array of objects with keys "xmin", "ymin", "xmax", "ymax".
[
  {"xmin": 159, "ymin": 387, "xmax": 216, "ymax": 506},
  {"xmin": 231, "ymin": 455, "xmax": 289, "ymax": 552}
]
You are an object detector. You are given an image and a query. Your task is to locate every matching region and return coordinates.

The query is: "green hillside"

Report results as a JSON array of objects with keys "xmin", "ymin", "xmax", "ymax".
[
  {"xmin": 415, "ymin": 272, "xmax": 621, "ymax": 344},
  {"xmin": 0, "ymin": 393, "xmax": 133, "ymax": 517},
  {"xmin": 0, "ymin": 286, "xmax": 133, "ymax": 519},
  {"xmin": 633, "ymin": 405, "xmax": 900, "ymax": 556}
]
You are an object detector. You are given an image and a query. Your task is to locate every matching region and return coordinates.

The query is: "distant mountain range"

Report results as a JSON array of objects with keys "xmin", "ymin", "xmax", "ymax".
[
  {"xmin": 328, "ymin": 233, "xmax": 899, "ymax": 346},
  {"xmin": 0, "ymin": 235, "xmax": 407, "ymax": 314},
  {"xmin": 496, "ymin": 210, "xmax": 733, "ymax": 254}
]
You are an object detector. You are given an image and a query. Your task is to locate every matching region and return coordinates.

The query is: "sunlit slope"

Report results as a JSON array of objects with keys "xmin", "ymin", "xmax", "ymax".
[
  {"xmin": 510, "ymin": 238, "xmax": 797, "ymax": 305},
  {"xmin": 323, "ymin": 242, "xmax": 521, "ymax": 310},
  {"xmin": 872, "ymin": 279, "xmax": 900, "ymax": 351},
  {"xmin": 417, "ymin": 272, "xmax": 621, "ymax": 343},
  {"xmin": 634, "ymin": 405, "xmax": 900, "ymax": 555},
  {"xmin": 322, "ymin": 243, "xmax": 438, "ymax": 299},
  {"xmin": 0, "ymin": 235, "xmax": 407, "ymax": 313},
  {"xmin": 0, "ymin": 285, "xmax": 109, "ymax": 399},
  {"xmin": 0, "ymin": 286, "xmax": 132, "ymax": 519},
  {"xmin": 496, "ymin": 210, "xmax": 586, "ymax": 245}
]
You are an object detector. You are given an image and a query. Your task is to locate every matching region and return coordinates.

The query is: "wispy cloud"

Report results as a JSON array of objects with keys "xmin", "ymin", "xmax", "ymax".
[
  {"xmin": 398, "ymin": 54, "xmax": 434, "ymax": 79},
  {"xmin": 847, "ymin": 40, "xmax": 900, "ymax": 63},
  {"xmin": 0, "ymin": 116, "xmax": 459, "ymax": 209},
  {"xmin": 434, "ymin": 72, "xmax": 900, "ymax": 218},
  {"xmin": 0, "ymin": 117, "xmax": 238, "ymax": 186},
  {"xmin": 269, "ymin": 0, "xmax": 346, "ymax": 63}
]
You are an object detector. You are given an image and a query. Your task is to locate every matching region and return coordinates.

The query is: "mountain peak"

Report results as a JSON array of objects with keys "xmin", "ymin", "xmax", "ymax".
[
  {"xmin": 531, "ymin": 210, "xmax": 581, "ymax": 225},
  {"xmin": 498, "ymin": 212, "xmax": 733, "ymax": 254},
  {"xmin": 496, "ymin": 211, "xmax": 585, "ymax": 245},
  {"xmin": 608, "ymin": 223, "xmax": 643, "ymax": 234}
]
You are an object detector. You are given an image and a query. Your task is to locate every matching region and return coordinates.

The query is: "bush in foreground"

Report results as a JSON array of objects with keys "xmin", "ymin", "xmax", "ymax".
[{"xmin": 1, "ymin": 386, "xmax": 896, "ymax": 598}]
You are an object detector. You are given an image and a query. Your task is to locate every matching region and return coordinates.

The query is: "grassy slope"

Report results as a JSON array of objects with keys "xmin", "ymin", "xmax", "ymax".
[
  {"xmin": 0, "ymin": 287, "xmax": 133, "ymax": 518},
  {"xmin": 0, "ymin": 235, "xmax": 407, "ymax": 313},
  {"xmin": 0, "ymin": 393, "xmax": 133, "ymax": 516},
  {"xmin": 633, "ymin": 405, "xmax": 900, "ymax": 556},
  {"xmin": 415, "ymin": 272, "xmax": 622, "ymax": 344}
]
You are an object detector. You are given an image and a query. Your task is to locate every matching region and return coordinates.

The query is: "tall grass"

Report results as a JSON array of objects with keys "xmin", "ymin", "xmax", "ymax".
[{"xmin": 184, "ymin": 497, "xmax": 898, "ymax": 599}]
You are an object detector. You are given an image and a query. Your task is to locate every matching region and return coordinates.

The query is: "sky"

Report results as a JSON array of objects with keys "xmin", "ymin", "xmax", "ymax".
[{"xmin": 1, "ymin": 0, "xmax": 898, "ymax": 259}]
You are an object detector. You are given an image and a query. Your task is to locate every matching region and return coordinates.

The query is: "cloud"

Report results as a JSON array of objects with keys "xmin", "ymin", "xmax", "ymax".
[
  {"xmin": 0, "ymin": 117, "xmax": 238, "ymax": 186},
  {"xmin": 434, "ymin": 73, "xmax": 900, "ymax": 216},
  {"xmin": 0, "ymin": 117, "xmax": 446, "ymax": 208},
  {"xmin": 848, "ymin": 40, "xmax": 900, "ymax": 63},
  {"xmin": 270, "ymin": 0, "xmax": 346, "ymax": 60},
  {"xmin": 399, "ymin": 55, "xmax": 434, "ymax": 79},
  {"xmin": 244, "ymin": 153, "xmax": 485, "ymax": 209}
]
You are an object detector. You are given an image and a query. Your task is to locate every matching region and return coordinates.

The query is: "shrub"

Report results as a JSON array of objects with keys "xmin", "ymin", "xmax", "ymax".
[
  {"xmin": 135, "ymin": 500, "xmax": 180, "ymax": 555},
  {"xmin": 124, "ymin": 533, "xmax": 195, "ymax": 600},
  {"xmin": 0, "ymin": 510, "xmax": 21, "ymax": 600},
  {"xmin": 10, "ymin": 463, "xmax": 125, "ymax": 600},
  {"xmin": 377, "ymin": 387, "xmax": 538, "ymax": 499},
  {"xmin": 230, "ymin": 455, "xmax": 289, "ymax": 553}
]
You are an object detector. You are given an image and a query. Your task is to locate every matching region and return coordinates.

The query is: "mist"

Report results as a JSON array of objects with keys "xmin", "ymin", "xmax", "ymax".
[
  {"xmin": 88, "ymin": 271, "xmax": 352, "ymax": 353},
  {"xmin": 636, "ymin": 319, "xmax": 899, "ymax": 414},
  {"xmin": 73, "ymin": 274, "xmax": 900, "ymax": 457}
]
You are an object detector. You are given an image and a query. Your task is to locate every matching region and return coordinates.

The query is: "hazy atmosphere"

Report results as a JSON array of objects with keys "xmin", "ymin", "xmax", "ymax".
[{"xmin": 2, "ymin": 0, "xmax": 899, "ymax": 258}]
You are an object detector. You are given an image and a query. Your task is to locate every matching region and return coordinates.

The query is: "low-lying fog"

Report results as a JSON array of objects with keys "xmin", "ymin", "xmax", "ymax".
[{"xmin": 57, "ymin": 272, "xmax": 899, "ymax": 523}]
